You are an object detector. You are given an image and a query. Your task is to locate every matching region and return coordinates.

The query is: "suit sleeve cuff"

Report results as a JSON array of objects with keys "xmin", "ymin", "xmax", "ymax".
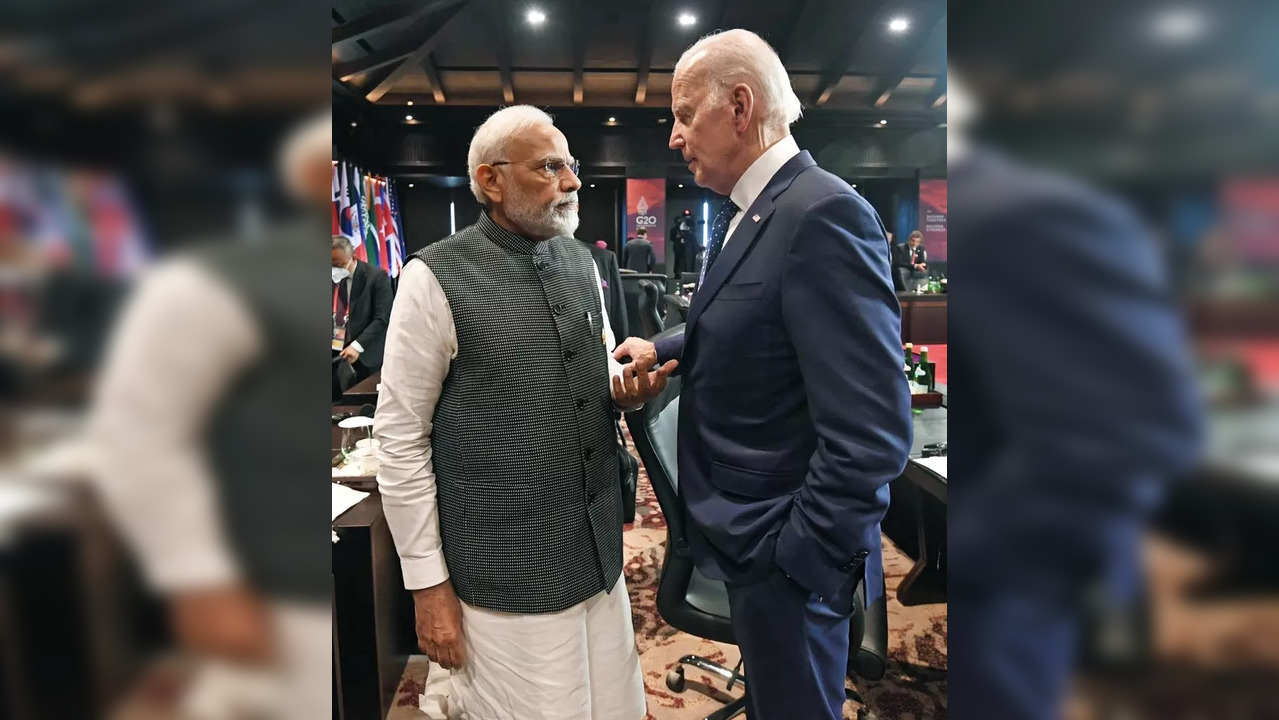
[
  {"xmin": 774, "ymin": 520, "xmax": 844, "ymax": 602},
  {"xmin": 350, "ymin": 340, "xmax": 365, "ymax": 354},
  {"xmin": 400, "ymin": 552, "xmax": 450, "ymax": 591}
]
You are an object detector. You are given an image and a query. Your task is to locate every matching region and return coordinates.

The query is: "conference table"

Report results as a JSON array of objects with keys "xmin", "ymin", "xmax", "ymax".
[
  {"xmin": 898, "ymin": 291, "xmax": 947, "ymax": 346},
  {"xmin": 332, "ymin": 410, "xmax": 415, "ymax": 720},
  {"xmin": 888, "ymin": 390, "xmax": 948, "ymax": 606},
  {"xmin": 343, "ymin": 371, "xmax": 382, "ymax": 407}
]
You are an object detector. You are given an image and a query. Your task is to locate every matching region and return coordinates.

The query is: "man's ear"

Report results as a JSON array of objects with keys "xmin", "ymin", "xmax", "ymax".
[
  {"xmin": 476, "ymin": 165, "xmax": 503, "ymax": 205},
  {"xmin": 730, "ymin": 83, "xmax": 754, "ymax": 134}
]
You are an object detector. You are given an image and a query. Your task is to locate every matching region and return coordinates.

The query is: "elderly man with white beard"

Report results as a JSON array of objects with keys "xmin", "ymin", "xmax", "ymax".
[{"xmin": 375, "ymin": 105, "xmax": 676, "ymax": 720}]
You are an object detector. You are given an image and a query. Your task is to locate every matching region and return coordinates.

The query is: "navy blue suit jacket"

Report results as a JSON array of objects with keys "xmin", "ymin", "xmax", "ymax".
[{"xmin": 655, "ymin": 150, "xmax": 912, "ymax": 612}]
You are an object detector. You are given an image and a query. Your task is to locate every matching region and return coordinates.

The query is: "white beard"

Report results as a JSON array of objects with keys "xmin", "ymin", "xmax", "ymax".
[{"xmin": 506, "ymin": 188, "xmax": 579, "ymax": 239}]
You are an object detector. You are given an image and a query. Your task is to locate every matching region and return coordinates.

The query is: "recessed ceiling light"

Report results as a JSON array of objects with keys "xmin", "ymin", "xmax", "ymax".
[
  {"xmin": 608, "ymin": 116, "xmax": 616, "ymax": 122},
  {"xmin": 406, "ymin": 114, "xmax": 413, "ymax": 121},
  {"xmin": 408, "ymin": 183, "xmax": 414, "ymax": 187},
  {"xmin": 1152, "ymin": 8, "xmax": 1206, "ymax": 42},
  {"xmin": 527, "ymin": 8, "xmax": 546, "ymax": 25},
  {"xmin": 888, "ymin": 17, "xmax": 909, "ymax": 33},
  {"xmin": 678, "ymin": 184, "xmax": 683, "ymax": 188},
  {"xmin": 851, "ymin": 184, "xmax": 857, "ymax": 188},
  {"xmin": 590, "ymin": 183, "xmax": 596, "ymax": 187},
  {"xmin": 407, "ymin": 100, "xmax": 413, "ymax": 106},
  {"xmin": 878, "ymin": 119, "xmax": 887, "ymax": 126},
  {"xmin": 677, "ymin": 12, "xmax": 696, "ymax": 27},
  {"xmin": 657, "ymin": 117, "xmax": 667, "ymax": 123},
  {"xmin": 351, "ymin": 121, "xmax": 357, "ymax": 127}
]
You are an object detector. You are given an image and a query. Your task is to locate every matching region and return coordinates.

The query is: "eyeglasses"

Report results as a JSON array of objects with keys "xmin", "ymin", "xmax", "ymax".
[{"xmin": 490, "ymin": 157, "xmax": 581, "ymax": 179}]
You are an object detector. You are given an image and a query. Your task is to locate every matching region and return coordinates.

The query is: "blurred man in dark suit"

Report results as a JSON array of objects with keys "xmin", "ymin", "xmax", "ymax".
[
  {"xmin": 893, "ymin": 230, "xmax": 928, "ymax": 291},
  {"xmin": 946, "ymin": 69, "xmax": 1202, "ymax": 720},
  {"xmin": 331, "ymin": 234, "xmax": 392, "ymax": 399},
  {"xmin": 584, "ymin": 238, "xmax": 628, "ymax": 344},
  {"xmin": 621, "ymin": 227, "xmax": 655, "ymax": 273}
]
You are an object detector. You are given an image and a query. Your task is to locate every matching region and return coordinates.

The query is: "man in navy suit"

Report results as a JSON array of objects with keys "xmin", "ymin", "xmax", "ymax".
[{"xmin": 616, "ymin": 30, "xmax": 912, "ymax": 719}]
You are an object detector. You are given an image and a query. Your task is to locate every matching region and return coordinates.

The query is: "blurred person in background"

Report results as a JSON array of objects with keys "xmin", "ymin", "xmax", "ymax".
[
  {"xmin": 375, "ymin": 105, "xmax": 674, "ymax": 720},
  {"xmin": 330, "ymin": 233, "xmax": 392, "ymax": 399},
  {"xmin": 621, "ymin": 226, "xmax": 655, "ymax": 273},
  {"xmin": 88, "ymin": 112, "xmax": 332, "ymax": 720},
  {"xmin": 893, "ymin": 230, "xmax": 928, "ymax": 291},
  {"xmin": 945, "ymin": 63, "xmax": 1203, "ymax": 720}
]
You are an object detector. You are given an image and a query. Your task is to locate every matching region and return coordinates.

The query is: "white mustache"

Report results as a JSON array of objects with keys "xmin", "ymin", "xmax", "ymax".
[{"xmin": 555, "ymin": 193, "xmax": 579, "ymax": 208}]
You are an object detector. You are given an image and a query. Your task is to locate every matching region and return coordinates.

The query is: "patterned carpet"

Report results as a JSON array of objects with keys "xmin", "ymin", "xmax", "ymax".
[{"xmin": 388, "ymin": 426, "xmax": 948, "ymax": 720}]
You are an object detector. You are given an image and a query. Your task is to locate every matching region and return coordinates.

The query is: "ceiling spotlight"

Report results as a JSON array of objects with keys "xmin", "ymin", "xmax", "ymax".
[
  {"xmin": 590, "ymin": 183, "xmax": 596, "ymax": 188},
  {"xmin": 678, "ymin": 184, "xmax": 683, "ymax": 188},
  {"xmin": 351, "ymin": 121, "xmax": 357, "ymax": 127},
  {"xmin": 407, "ymin": 100, "xmax": 413, "ymax": 106},
  {"xmin": 408, "ymin": 183, "xmax": 414, "ymax": 188},
  {"xmin": 608, "ymin": 116, "xmax": 616, "ymax": 122},
  {"xmin": 658, "ymin": 117, "xmax": 668, "ymax": 123},
  {"xmin": 677, "ymin": 12, "xmax": 696, "ymax": 27},
  {"xmin": 1152, "ymin": 8, "xmax": 1205, "ymax": 42},
  {"xmin": 888, "ymin": 17, "xmax": 909, "ymax": 33},
  {"xmin": 527, "ymin": 8, "xmax": 546, "ymax": 25},
  {"xmin": 851, "ymin": 184, "xmax": 857, "ymax": 188},
  {"xmin": 406, "ymin": 114, "xmax": 414, "ymax": 120},
  {"xmin": 878, "ymin": 119, "xmax": 887, "ymax": 126}
]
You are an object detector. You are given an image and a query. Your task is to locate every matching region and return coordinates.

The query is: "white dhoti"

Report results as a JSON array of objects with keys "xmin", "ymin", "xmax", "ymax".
[
  {"xmin": 422, "ymin": 573, "xmax": 645, "ymax": 720},
  {"xmin": 181, "ymin": 601, "xmax": 331, "ymax": 720}
]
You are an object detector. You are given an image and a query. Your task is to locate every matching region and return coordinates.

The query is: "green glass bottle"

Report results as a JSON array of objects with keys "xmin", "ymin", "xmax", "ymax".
[{"xmin": 913, "ymin": 346, "xmax": 932, "ymax": 392}]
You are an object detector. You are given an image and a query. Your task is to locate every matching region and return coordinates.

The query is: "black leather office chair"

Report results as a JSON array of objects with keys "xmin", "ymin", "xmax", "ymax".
[
  {"xmin": 636, "ymin": 280, "xmax": 664, "ymax": 338},
  {"xmin": 660, "ymin": 293, "xmax": 689, "ymax": 325},
  {"xmin": 620, "ymin": 273, "xmax": 666, "ymax": 340},
  {"xmin": 625, "ymin": 329, "xmax": 887, "ymax": 719}
]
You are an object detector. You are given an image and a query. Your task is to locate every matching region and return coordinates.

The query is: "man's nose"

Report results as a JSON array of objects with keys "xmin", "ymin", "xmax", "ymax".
[{"xmin": 561, "ymin": 171, "xmax": 581, "ymax": 193}]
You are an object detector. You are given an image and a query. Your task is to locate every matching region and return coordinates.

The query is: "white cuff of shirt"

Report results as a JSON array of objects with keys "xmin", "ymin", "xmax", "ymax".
[
  {"xmin": 400, "ymin": 551, "xmax": 450, "ymax": 591},
  {"xmin": 350, "ymin": 340, "xmax": 364, "ymax": 354}
]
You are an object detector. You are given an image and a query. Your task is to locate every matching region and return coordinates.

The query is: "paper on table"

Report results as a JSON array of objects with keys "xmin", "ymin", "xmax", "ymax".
[
  {"xmin": 913, "ymin": 456, "xmax": 947, "ymax": 479},
  {"xmin": 332, "ymin": 482, "xmax": 369, "ymax": 521}
]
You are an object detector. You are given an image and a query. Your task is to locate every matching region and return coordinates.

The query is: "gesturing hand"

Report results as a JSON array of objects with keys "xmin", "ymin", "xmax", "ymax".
[
  {"xmin": 613, "ymin": 337, "xmax": 658, "ymax": 374},
  {"xmin": 612, "ymin": 359, "xmax": 679, "ymax": 407},
  {"xmin": 412, "ymin": 581, "xmax": 467, "ymax": 670}
]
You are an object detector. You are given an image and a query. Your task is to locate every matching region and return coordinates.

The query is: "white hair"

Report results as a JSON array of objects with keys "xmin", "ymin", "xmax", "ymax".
[
  {"xmin": 468, "ymin": 105, "xmax": 556, "ymax": 205},
  {"xmin": 674, "ymin": 29, "xmax": 803, "ymax": 141},
  {"xmin": 278, "ymin": 110, "xmax": 332, "ymax": 201}
]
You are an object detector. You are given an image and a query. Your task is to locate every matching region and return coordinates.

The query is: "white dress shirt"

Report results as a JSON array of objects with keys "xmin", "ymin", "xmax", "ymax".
[
  {"xmin": 375, "ymin": 256, "xmax": 627, "ymax": 591},
  {"xmin": 723, "ymin": 134, "xmax": 801, "ymax": 247}
]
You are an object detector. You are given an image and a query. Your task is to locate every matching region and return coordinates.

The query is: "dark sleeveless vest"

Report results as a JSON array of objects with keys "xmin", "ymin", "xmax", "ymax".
[{"xmin": 412, "ymin": 212, "xmax": 622, "ymax": 614}]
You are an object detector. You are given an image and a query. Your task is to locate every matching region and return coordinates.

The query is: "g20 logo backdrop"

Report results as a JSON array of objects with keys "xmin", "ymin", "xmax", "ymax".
[{"xmin": 626, "ymin": 178, "xmax": 666, "ymax": 262}]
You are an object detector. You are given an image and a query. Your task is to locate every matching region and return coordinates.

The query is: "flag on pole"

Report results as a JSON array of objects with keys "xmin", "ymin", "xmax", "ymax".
[
  {"xmin": 376, "ymin": 180, "xmax": 403, "ymax": 277},
  {"xmin": 338, "ymin": 162, "xmax": 360, "ymax": 256},
  {"xmin": 360, "ymin": 173, "xmax": 380, "ymax": 269},
  {"xmin": 331, "ymin": 162, "xmax": 340, "ymax": 234},
  {"xmin": 348, "ymin": 164, "xmax": 369, "ymax": 262}
]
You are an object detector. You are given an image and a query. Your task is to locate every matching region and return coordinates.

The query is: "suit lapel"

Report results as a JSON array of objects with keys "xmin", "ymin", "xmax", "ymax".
[
  {"xmin": 350, "ymin": 261, "xmax": 366, "ymax": 302},
  {"xmin": 686, "ymin": 151, "xmax": 816, "ymax": 334}
]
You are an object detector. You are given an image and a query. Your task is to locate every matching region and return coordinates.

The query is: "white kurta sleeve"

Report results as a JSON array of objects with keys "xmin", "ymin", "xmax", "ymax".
[
  {"xmin": 88, "ymin": 259, "xmax": 262, "ymax": 592},
  {"xmin": 374, "ymin": 260, "xmax": 458, "ymax": 591}
]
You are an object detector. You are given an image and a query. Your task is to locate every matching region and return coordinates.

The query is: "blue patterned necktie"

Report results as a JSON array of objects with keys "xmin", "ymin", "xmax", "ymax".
[{"xmin": 697, "ymin": 200, "xmax": 741, "ymax": 290}]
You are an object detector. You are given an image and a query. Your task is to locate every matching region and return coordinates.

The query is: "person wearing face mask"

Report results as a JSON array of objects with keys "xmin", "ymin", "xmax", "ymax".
[
  {"xmin": 374, "ymin": 105, "xmax": 675, "ymax": 720},
  {"xmin": 331, "ymin": 233, "xmax": 392, "ymax": 399}
]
